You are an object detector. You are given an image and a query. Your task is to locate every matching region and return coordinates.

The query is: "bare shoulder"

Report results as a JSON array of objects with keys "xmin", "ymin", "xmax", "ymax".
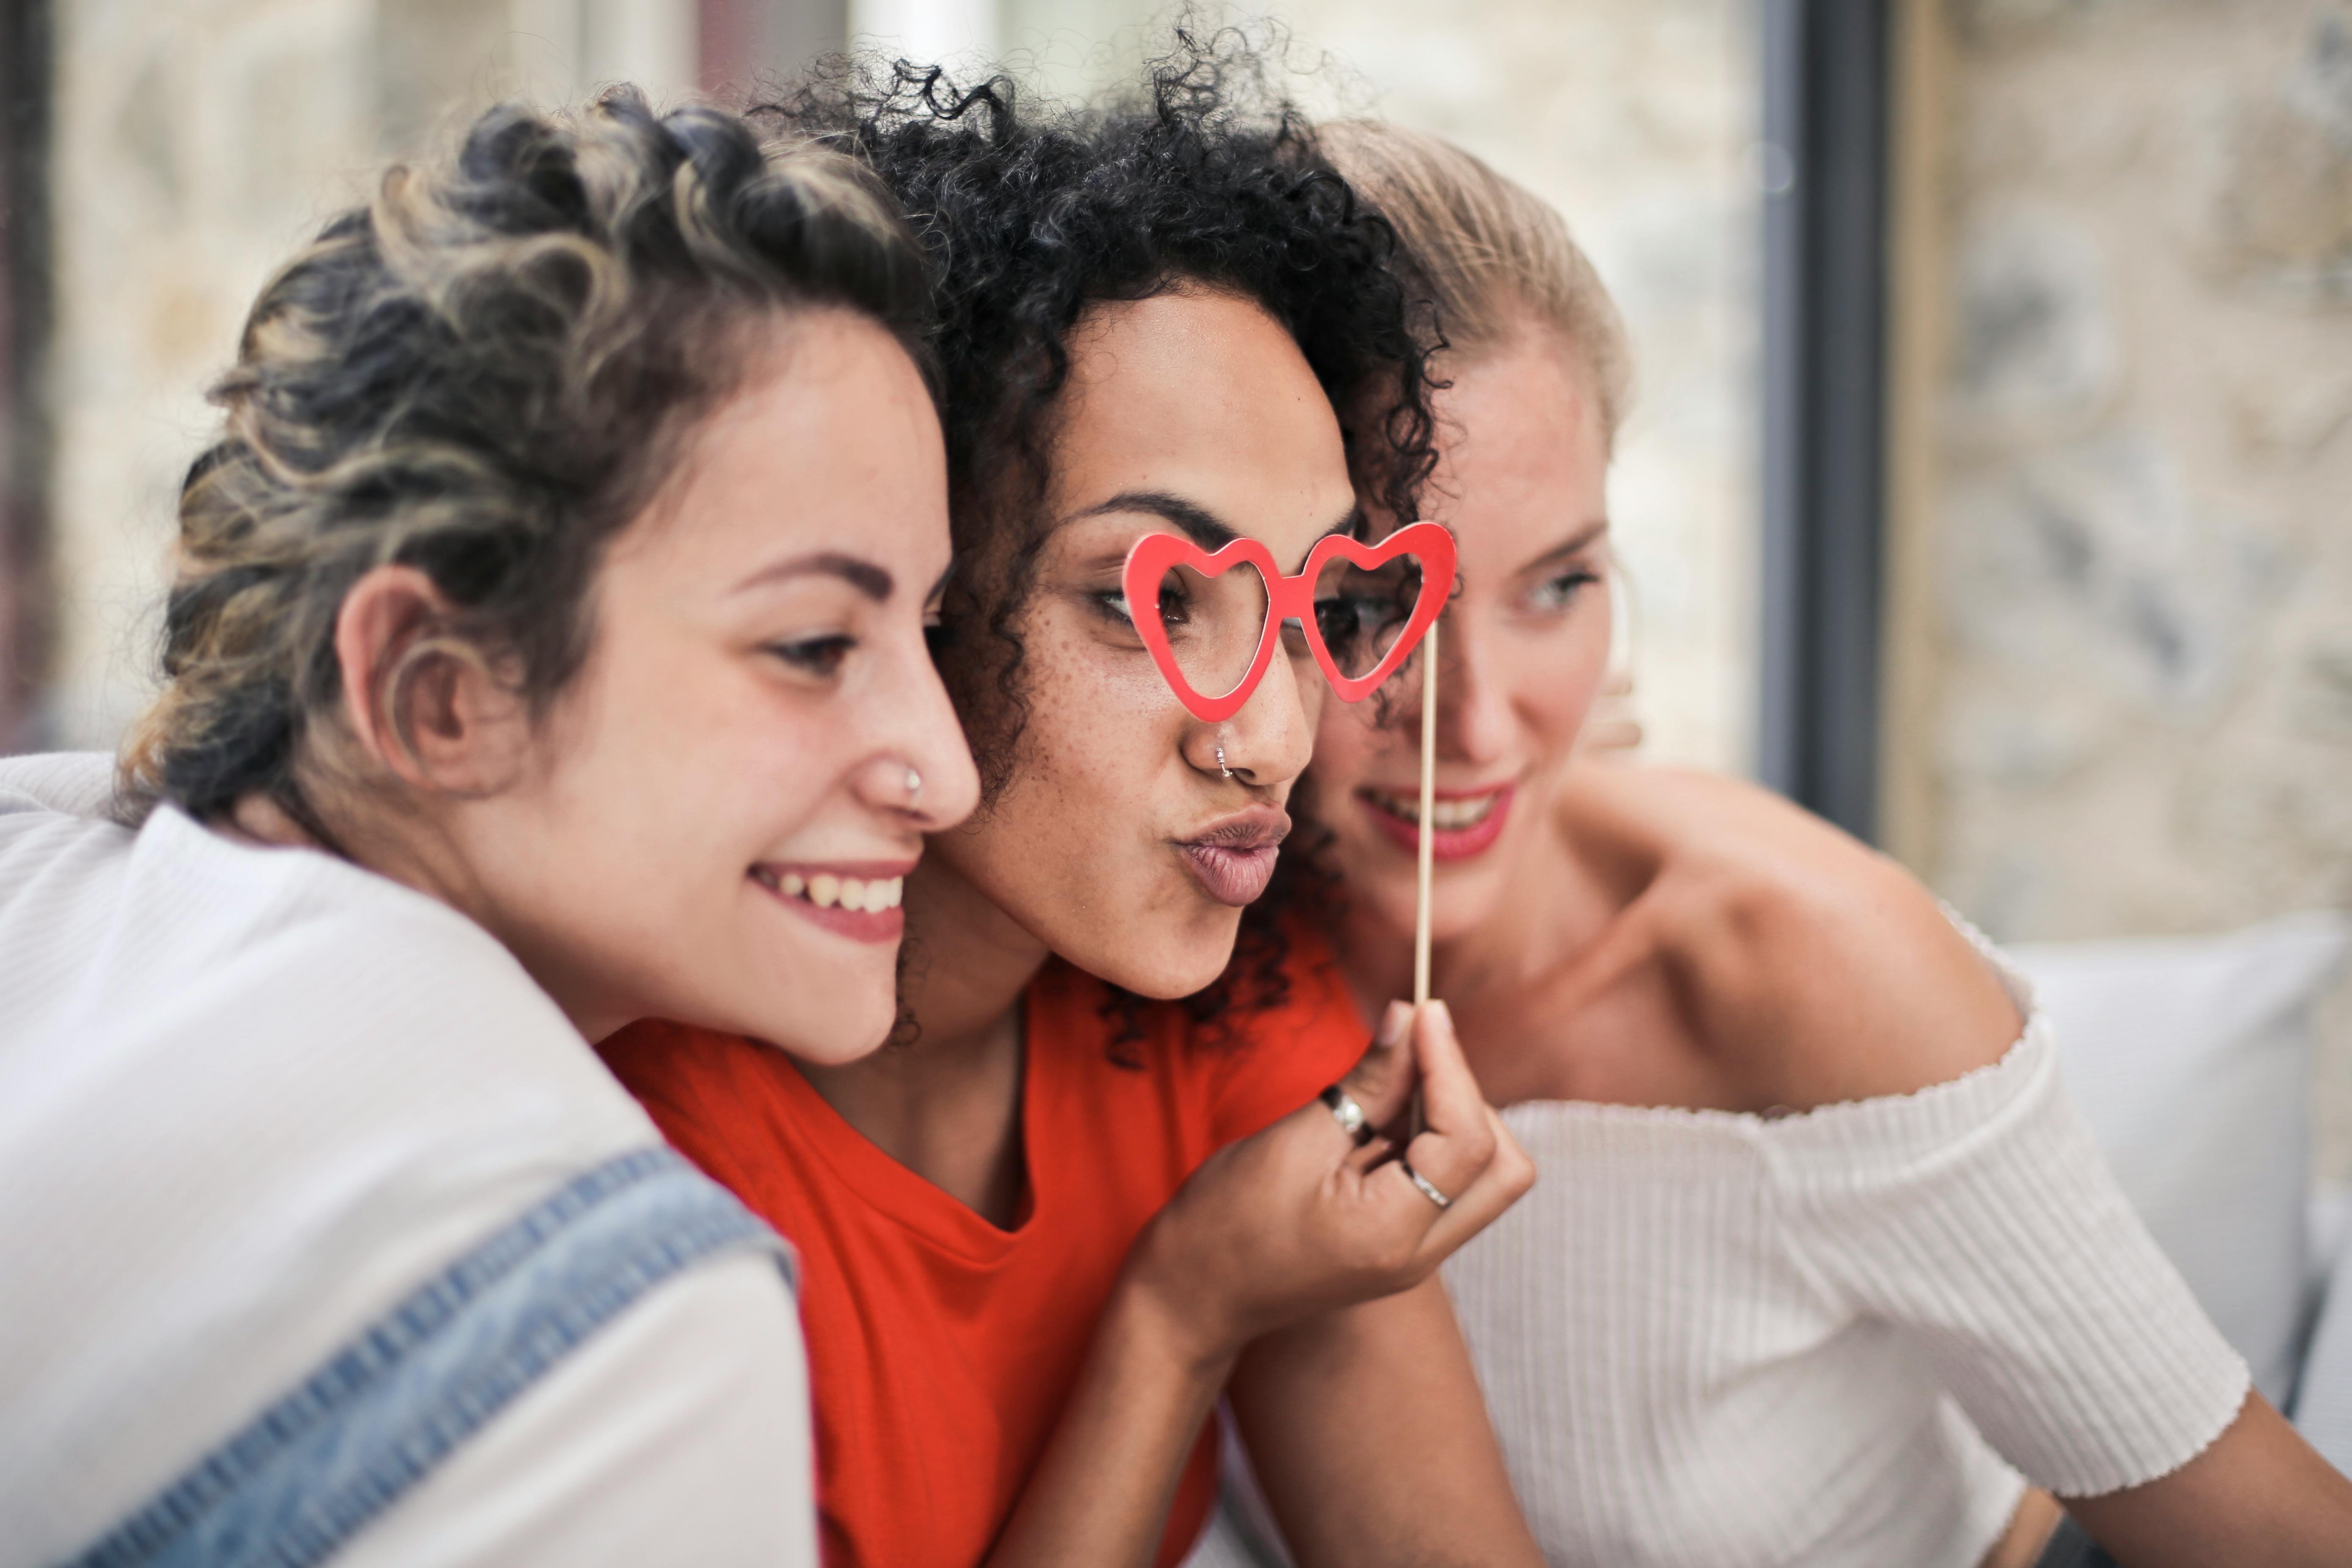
[{"xmin": 1558, "ymin": 764, "xmax": 2025, "ymax": 1110}]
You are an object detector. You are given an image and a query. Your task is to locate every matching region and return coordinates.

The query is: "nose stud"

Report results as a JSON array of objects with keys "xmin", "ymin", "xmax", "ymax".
[
  {"xmin": 1216, "ymin": 744, "xmax": 1232, "ymax": 779},
  {"xmin": 906, "ymin": 766, "xmax": 923, "ymax": 809}
]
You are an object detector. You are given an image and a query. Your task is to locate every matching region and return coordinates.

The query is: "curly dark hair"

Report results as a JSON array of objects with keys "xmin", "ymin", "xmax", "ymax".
[
  {"xmin": 751, "ymin": 30, "xmax": 1440, "ymax": 1048},
  {"xmin": 750, "ymin": 29, "xmax": 1439, "ymax": 793},
  {"xmin": 121, "ymin": 90, "xmax": 932, "ymax": 839}
]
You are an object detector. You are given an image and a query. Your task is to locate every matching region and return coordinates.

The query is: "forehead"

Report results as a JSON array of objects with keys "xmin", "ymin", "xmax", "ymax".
[
  {"xmin": 1431, "ymin": 336, "xmax": 1608, "ymax": 553},
  {"xmin": 615, "ymin": 311, "xmax": 948, "ymax": 585},
  {"xmin": 1048, "ymin": 289, "xmax": 1354, "ymax": 566}
]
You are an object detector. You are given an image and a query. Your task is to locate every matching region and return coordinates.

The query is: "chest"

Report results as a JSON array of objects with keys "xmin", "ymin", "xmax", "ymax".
[{"xmin": 1451, "ymin": 956, "xmax": 1754, "ymax": 1113}]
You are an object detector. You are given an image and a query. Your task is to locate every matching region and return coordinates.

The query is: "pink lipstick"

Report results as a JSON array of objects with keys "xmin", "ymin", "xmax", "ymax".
[
  {"xmin": 1359, "ymin": 783, "xmax": 1515, "ymax": 863},
  {"xmin": 1175, "ymin": 807, "xmax": 1291, "ymax": 907}
]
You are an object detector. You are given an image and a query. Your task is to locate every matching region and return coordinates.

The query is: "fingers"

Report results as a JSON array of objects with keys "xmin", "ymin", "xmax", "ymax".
[
  {"xmin": 1339, "ymin": 1000, "xmax": 1418, "ymax": 1126},
  {"xmin": 1402, "ymin": 1001, "xmax": 1490, "ymax": 1158},
  {"xmin": 1344, "ymin": 1106, "xmax": 1531, "ymax": 1283},
  {"xmin": 1411, "ymin": 1106, "xmax": 1536, "ymax": 1261}
]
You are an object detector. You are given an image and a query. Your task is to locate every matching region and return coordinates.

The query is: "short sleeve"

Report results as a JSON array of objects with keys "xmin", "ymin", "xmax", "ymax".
[
  {"xmin": 1769, "ymin": 1015, "xmax": 2250, "ymax": 1497},
  {"xmin": 1204, "ymin": 929, "xmax": 1371, "ymax": 1149}
]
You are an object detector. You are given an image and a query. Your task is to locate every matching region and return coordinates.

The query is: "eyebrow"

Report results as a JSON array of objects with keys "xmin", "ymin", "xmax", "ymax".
[
  {"xmin": 1516, "ymin": 519, "xmax": 1612, "ymax": 578},
  {"xmin": 731, "ymin": 550, "xmax": 894, "ymax": 601},
  {"xmin": 1076, "ymin": 489, "xmax": 1360, "ymax": 568}
]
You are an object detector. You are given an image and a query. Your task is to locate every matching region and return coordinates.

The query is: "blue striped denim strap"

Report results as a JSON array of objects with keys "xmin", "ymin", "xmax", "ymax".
[{"xmin": 57, "ymin": 1146, "xmax": 794, "ymax": 1568}]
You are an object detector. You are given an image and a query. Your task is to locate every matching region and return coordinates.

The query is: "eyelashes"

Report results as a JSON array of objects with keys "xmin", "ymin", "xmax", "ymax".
[
  {"xmin": 1530, "ymin": 568, "xmax": 1600, "ymax": 612},
  {"xmin": 767, "ymin": 634, "xmax": 856, "ymax": 677}
]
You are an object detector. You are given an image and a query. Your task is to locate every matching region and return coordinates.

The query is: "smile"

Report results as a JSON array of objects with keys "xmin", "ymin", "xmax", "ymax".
[
  {"xmin": 1359, "ymin": 783, "xmax": 1515, "ymax": 862},
  {"xmin": 750, "ymin": 862, "xmax": 912, "ymax": 943}
]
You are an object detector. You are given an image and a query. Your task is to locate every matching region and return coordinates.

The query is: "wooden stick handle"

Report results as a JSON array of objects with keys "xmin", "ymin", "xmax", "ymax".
[{"xmin": 1414, "ymin": 619, "xmax": 1437, "ymax": 1007}]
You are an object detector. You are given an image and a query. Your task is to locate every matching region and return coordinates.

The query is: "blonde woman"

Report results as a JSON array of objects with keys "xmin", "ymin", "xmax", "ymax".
[
  {"xmin": 0, "ymin": 93, "xmax": 978, "ymax": 1567},
  {"xmin": 1285, "ymin": 122, "xmax": 2352, "ymax": 1568}
]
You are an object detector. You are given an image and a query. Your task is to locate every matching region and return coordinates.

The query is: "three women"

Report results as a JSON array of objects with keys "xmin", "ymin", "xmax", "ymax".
[{"xmin": 14, "ymin": 36, "xmax": 2352, "ymax": 1568}]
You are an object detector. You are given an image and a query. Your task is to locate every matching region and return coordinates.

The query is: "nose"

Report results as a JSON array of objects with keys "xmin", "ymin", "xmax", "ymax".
[
  {"xmin": 1386, "ymin": 611, "xmax": 1510, "ymax": 765},
  {"xmin": 1186, "ymin": 649, "xmax": 1319, "ymax": 788},
  {"xmin": 1437, "ymin": 614, "xmax": 1513, "ymax": 766},
  {"xmin": 858, "ymin": 634, "xmax": 982, "ymax": 830}
]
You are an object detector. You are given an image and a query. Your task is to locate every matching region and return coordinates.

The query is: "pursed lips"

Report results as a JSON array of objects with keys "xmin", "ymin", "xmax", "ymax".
[{"xmin": 1175, "ymin": 806, "xmax": 1291, "ymax": 908}]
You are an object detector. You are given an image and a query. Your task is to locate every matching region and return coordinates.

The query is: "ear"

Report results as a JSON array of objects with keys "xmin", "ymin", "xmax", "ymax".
[{"xmin": 333, "ymin": 565, "xmax": 524, "ymax": 796}]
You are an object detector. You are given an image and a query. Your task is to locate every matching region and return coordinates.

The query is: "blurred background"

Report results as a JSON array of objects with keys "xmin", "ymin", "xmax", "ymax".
[{"xmin": 0, "ymin": 0, "xmax": 2346, "ymax": 1174}]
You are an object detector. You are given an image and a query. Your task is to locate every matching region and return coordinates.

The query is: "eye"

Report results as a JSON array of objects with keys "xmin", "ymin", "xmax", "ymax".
[
  {"xmin": 768, "ymin": 634, "xmax": 856, "ymax": 678},
  {"xmin": 1531, "ymin": 568, "xmax": 1599, "ymax": 612},
  {"xmin": 1312, "ymin": 595, "xmax": 1366, "ymax": 657},
  {"xmin": 1092, "ymin": 586, "xmax": 1192, "ymax": 632}
]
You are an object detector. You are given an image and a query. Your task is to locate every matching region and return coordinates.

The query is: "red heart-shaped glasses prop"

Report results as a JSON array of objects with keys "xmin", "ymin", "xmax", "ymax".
[{"xmin": 1121, "ymin": 521, "xmax": 1457, "ymax": 723}]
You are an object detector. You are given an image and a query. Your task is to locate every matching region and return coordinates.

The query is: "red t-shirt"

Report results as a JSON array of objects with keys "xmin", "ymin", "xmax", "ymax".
[{"xmin": 597, "ymin": 928, "xmax": 1367, "ymax": 1568}]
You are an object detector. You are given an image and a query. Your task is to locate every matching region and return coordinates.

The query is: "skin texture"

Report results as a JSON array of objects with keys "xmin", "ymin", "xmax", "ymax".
[
  {"xmin": 1311, "ymin": 315, "xmax": 2352, "ymax": 1565},
  {"xmin": 237, "ymin": 310, "xmax": 981, "ymax": 1062},
  {"xmin": 794, "ymin": 288, "xmax": 1540, "ymax": 1568}
]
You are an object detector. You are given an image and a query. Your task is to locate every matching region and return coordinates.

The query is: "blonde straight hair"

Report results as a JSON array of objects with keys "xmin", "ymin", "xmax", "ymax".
[{"xmin": 1321, "ymin": 121, "xmax": 1632, "ymax": 448}]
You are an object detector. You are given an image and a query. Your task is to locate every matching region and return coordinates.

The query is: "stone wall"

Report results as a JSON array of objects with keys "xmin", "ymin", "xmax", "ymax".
[
  {"xmin": 1893, "ymin": 0, "xmax": 2352, "ymax": 1173},
  {"xmin": 44, "ymin": 0, "xmax": 381, "ymax": 747},
  {"xmin": 36, "ymin": 0, "xmax": 705, "ymax": 750}
]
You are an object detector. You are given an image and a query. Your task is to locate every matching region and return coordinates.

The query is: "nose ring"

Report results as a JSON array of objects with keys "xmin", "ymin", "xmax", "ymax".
[
  {"xmin": 1216, "ymin": 744, "xmax": 1232, "ymax": 780},
  {"xmin": 906, "ymin": 766, "xmax": 923, "ymax": 808}
]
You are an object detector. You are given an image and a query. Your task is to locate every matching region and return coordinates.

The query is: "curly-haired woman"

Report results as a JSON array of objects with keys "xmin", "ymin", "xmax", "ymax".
[
  {"xmin": 598, "ymin": 44, "xmax": 1541, "ymax": 1568},
  {"xmin": 1277, "ymin": 120, "xmax": 2352, "ymax": 1568},
  {"xmin": 0, "ymin": 94, "xmax": 978, "ymax": 1565}
]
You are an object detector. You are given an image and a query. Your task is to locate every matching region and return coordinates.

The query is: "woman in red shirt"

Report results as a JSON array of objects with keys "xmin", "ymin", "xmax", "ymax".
[{"xmin": 600, "ymin": 42, "xmax": 1542, "ymax": 1568}]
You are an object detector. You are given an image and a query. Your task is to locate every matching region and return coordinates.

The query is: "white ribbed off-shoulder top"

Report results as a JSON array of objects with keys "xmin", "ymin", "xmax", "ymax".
[{"xmin": 1438, "ymin": 952, "xmax": 2250, "ymax": 1568}]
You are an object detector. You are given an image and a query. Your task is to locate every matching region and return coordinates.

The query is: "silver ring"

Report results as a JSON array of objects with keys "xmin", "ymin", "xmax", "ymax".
[
  {"xmin": 1401, "ymin": 1159, "xmax": 1452, "ymax": 1210},
  {"xmin": 1216, "ymin": 744, "xmax": 1232, "ymax": 779},
  {"xmin": 1319, "ymin": 1083, "xmax": 1372, "ymax": 1145}
]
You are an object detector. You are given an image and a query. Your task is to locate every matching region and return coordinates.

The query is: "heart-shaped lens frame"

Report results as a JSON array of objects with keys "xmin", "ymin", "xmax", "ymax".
[{"xmin": 1122, "ymin": 520, "xmax": 1457, "ymax": 722}]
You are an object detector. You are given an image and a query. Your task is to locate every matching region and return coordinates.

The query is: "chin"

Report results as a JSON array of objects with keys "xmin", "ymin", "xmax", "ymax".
[
  {"xmin": 1081, "ymin": 907, "xmax": 1242, "ymax": 1001},
  {"xmin": 756, "ymin": 998, "xmax": 899, "ymax": 1065},
  {"xmin": 723, "ymin": 951, "xmax": 901, "ymax": 1065}
]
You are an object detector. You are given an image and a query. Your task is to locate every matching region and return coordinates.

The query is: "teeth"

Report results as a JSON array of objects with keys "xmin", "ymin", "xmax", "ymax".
[
  {"xmin": 761, "ymin": 871, "xmax": 904, "ymax": 911},
  {"xmin": 1376, "ymin": 792, "xmax": 1501, "ymax": 830}
]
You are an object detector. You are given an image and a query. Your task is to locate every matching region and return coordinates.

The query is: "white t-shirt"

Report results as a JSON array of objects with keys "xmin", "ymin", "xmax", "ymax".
[{"xmin": 0, "ymin": 754, "xmax": 817, "ymax": 1567}]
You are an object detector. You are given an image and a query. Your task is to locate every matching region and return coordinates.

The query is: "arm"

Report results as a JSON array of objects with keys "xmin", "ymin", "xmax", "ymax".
[
  {"xmin": 984, "ymin": 1001, "xmax": 1537, "ymax": 1568},
  {"xmin": 2063, "ymin": 1393, "xmax": 2352, "ymax": 1568},
  {"xmin": 1228, "ymin": 1278, "xmax": 1542, "ymax": 1568}
]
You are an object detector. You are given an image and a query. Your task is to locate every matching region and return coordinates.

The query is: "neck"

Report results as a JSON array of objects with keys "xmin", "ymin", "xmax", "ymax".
[
  {"xmin": 229, "ymin": 786, "xmax": 633, "ymax": 1043},
  {"xmin": 786, "ymin": 840, "xmax": 1047, "ymax": 1225},
  {"xmin": 898, "ymin": 846, "xmax": 1055, "ymax": 1057},
  {"xmin": 1330, "ymin": 789, "xmax": 1603, "ymax": 1069}
]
